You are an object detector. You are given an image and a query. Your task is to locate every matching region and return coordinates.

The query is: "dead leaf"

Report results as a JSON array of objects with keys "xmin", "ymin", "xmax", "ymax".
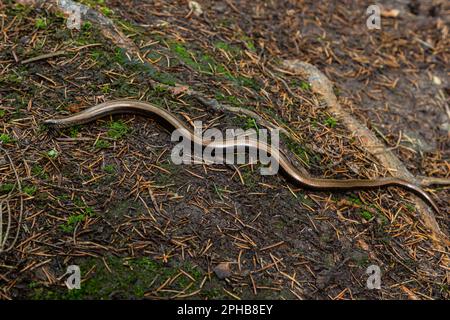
[
  {"xmin": 68, "ymin": 103, "xmax": 82, "ymax": 113},
  {"xmin": 171, "ymin": 85, "xmax": 190, "ymax": 95},
  {"xmin": 214, "ymin": 262, "xmax": 232, "ymax": 279}
]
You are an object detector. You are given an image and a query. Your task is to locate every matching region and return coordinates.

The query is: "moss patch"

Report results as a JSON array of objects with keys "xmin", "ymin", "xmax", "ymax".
[{"xmin": 30, "ymin": 256, "xmax": 204, "ymax": 300}]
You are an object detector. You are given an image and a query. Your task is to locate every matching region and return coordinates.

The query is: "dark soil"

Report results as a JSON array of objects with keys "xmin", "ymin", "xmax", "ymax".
[{"xmin": 0, "ymin": 0, "xmax": 448, "ymax": 300}]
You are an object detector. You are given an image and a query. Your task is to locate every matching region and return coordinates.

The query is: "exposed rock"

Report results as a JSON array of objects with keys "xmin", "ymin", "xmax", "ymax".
[{"xmin": 213, "ymin": 262, "xmax": 232, "ymax": 279}]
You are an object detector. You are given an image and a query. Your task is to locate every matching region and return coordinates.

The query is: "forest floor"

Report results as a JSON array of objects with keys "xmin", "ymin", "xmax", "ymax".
[{"xmin": 0, "ymin": 0, "xmax": 448, "ymax": 299}]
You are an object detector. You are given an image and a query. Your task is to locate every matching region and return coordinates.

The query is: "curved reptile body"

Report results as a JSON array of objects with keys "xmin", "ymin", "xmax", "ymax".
[{"xmin": 43, "ymin": 100, "xmax": 440, "ymax": 213}]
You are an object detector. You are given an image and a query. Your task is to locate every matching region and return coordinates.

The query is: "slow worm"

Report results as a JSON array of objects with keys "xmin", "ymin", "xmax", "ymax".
[{"xmin": 43, "ymin": 100, "xmax": 440, "ymax": 213}]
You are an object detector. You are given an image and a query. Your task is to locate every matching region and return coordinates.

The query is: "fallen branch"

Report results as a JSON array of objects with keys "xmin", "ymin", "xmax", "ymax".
[
  {"xmin": 21, "ymin": 50, "xmax": 67, "ymax": 64},
  {"xmin": 280, "ymin": 59, "xmax": 448, "ymax": 246}
]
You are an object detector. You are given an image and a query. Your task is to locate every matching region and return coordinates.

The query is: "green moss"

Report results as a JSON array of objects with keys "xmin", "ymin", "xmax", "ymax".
[
  {"xmin": 236, "ymin": 75, "xmax": 260, "ymax": 90},
  {"xmin": 171, "ymin": 42, "xmax": 193, "ymax": 62},
  {"xmin": 348, "ymin": 195, "xmax": 362, "ymax": 205},
  {"xmin": 324, "ymin": 116, "xmax": 337, "ymax": 128},
  {"xmin": 82, "ymin": 21, "xmax": 92, "ymax": 32},
  {"xmin": 0, "ymin": 183, "xmax": 15, "ymax": 194},
  {"xmin": 243, "ymin": 117, "xmax": 258, "ymax": 131},
  {"xmin": 78, "ymin": 0, "xmax": 113, "ymax": 18},
  {"xmin": 217, "ymin": 18, "xmax": 232, "ymax": 27},
  {"xmin": 170, "ymin": 41, "xmax": 212, "ymax": 74},
  {"xmin": 122, "ymin": 55, "xmax": 178, "ymax": 86},
  {"xmin": 299, "ymin": 80, "xmax": 311, "ymax": 91},
  {"xmin": 31, "ymin": 288, "xmax": 60, "ymax": 300},
  {"xmin": 60, "ymin": 199, "xmax": 95, "ymax": 233},
  {"xmin": 107, "ymin": 120, "xmax": 129, "ymax": 140},
  {"xmin": 4, "ymin": 93, "xmax": 27, "ymax": 113},
  {"xmin": 152, "ymin": 85, "xmax": 168, "ymax": 94},
  {"xmin": 100, "ymin": 7, "xmax": 113, "ymax": 17},
  {"xmin": 0, "ymin": 133, "xmax": 14, "ymax": 144},
  {"xmin": 60, "ymin": 213, "xmax": 86, "ymax": 233},
  {"xmin": 168, "ymin": 40, "xmax": 247, "ymax": 85},
  {"xmin": 90, "ymin": 49, "xmax": 106, "ymax": 62},
  {"xmin": 47, "ymin": 149, "xmax": 58, "ymax": 159},
  {"xmin": 241, "ymin": 36, "xmax": 256, "ymax": 52},
  {"xmin": 0, "ymin": 110, "xmax": 5, "ymax": 118},
  {"xmin": 73, "ymin": 27, "xmax": 104, "ymax": 46},
  {"xmin": 35, "ymin": 17, "xmax": 47, "ymax": 29},
  {"xmin": 283, "ymin": 133, "xmax": 310, "ymax": 165},
  {"xmin": 100, "ymin": 83, "xmax": 111, "ymax": 94},
  {"xmin": 56, "ymin": 194, "xmax": 70, "ymax": 201},
  {"xmin": 11, "ymin": 3, "xmax": 32, "ymax": 14},
  {"xmin": 151, "ymin": 70, "xmax": 178, "ymax": 86},
  {"xmin": 84, "ymin": 206, "xmax": 94, "ymax": 216},
  {"xmin": 103, "ymin": 164, "xmax": 116, "ymax": 174},
  {"xmin": 214, "ymin": 41, "xmax": 241, "ymax": 56},
  {"xmin": 359, "ymin": 210, "xmax": 373, "ymax": 221},
  {"xmin": 116, "ymin": 18, "xmax": 143, "ymax": 35},
  {"xmin": 30, "ymin": 256, "xmax": 204, "ymax": 299},
  {"xmin": 94, "ymin": 139, "xmax": 110, "ymax": 149},
  {"xmin": 113, "ymin": 47, "xmax": 128, "ymax": 65},
  {"xmin": 214, "ymin": 41, "xmax": 231, "ymax": 51},
  {"xmin": 111, "ymin": 78, "xmax": 139, "ymax": 96},
  {"xmin": 1, "ymin": 74, "xmax": 20, "ymax": 84},
  {"xmin": 215, "ymin": 93, "xmax": 242, "ymax": 108},
  {"xmin": 68, "ymin": 126, "xmax": 80, "ymax": 138},
  {"xmin": 23, "ymin": 185, "xmax": 37, "ymax": 196},
  {"xmin": 145, "ymin": 51, "xmax": 163, "ymax": 62},
  {"xmin": 297, "ymin": 193, "xmax": 315, "ymax": 207},
  {"xmin": 31, "ymin": 164, "xmax": 49, "ymax": 179}
]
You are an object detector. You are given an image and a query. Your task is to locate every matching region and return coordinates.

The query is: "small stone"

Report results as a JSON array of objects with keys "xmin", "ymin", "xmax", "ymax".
[
  {"xmin": 432, "ymin": 75, "xmax": 442, "ymax": 85},
  {"xmin": 188, "ymin": 1, "xmax": 203, "ymax": 17},
  {"xmin": 439, "ymin": 122, "xmax": 449, "ymax": 131},
  {"xmin": 213, "ymin": 262, "xmax": 232, "ymax": 279},
  {"xmin": 20, "ymin": 36, "xmax": 30, "ymax": 44}
]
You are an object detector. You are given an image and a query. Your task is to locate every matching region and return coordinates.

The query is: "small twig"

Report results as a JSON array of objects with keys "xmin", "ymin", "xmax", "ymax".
[
  {"xmin": 416, "ymin": 176, "xmax": 450, "ymax": 187},
  {"xmin": 21, "ymin": 50, "xmax": 67, "ymax": 64},
  {"xmin": 0, "ymin": 146, "xmax": 23, "ymax": 253}
]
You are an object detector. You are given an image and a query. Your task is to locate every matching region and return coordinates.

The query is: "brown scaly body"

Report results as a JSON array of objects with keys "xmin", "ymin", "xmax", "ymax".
[{"xmin": 43, "ymin": 100, "xmax": 440, "ymax": 213}]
